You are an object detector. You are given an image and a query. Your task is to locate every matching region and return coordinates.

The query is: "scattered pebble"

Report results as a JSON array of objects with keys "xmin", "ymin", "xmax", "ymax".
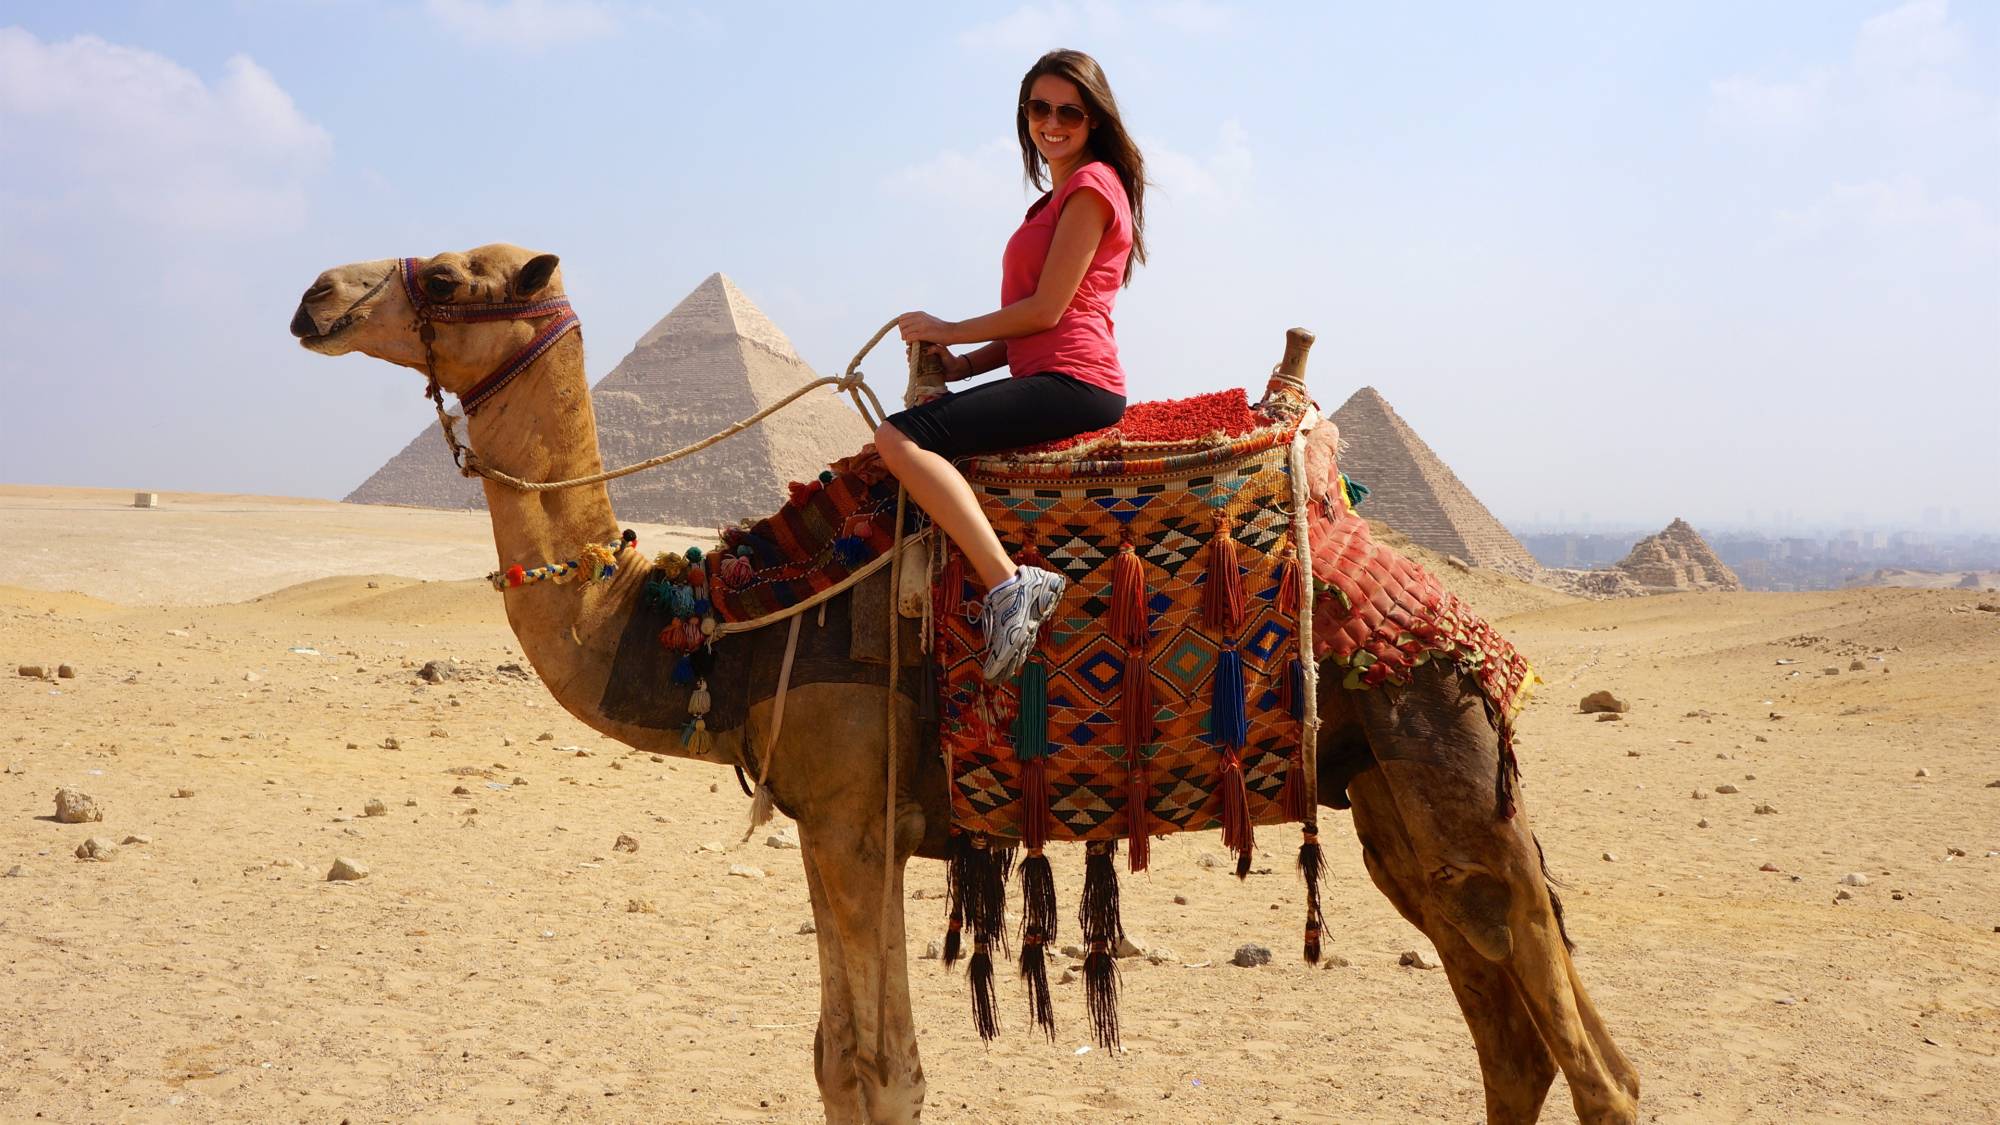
[
  {"xmin": 536, "ymin": 732, "xmax": 554, "ymax": 742},
  {"xmin": 429, "ymin": 727, "xmax": 449, "ymax": 739},
  {"xmin": 1754, "ymin": 804, "xmax": 1778, "ymax": 815},
  {"xmin": 1195, "ymin": 853, "xmax": 1226, "ymax": 870},
  {"xmin": 1835, "ymin": 889, "xmax": 1852, "ymax": 901},
  {"xmin": 243, "ymin": 671, "xmax": 261, "ymax": 683},
  {"xmin": 1848, "ymin": 659, "xmax": 1865, "ymax": 671},
  {"xmin": 1231, "ymin": 944, "xmax": 1273, "ymax": 968},
  {"xmin": 381, "ymin": 737, "xmax": 400, "ymax": 750},
  {"xmin": 1398, "ymin": 950, "xmax": 1437, "ymax": 970},
  {"xmin": 1597, "ymin": 713, "xmax": 1622, "ymax": 723},
  {"xmin": 1146, "ymin": 948, "xmax": 1179, "ymax": 965},
  {"xmin": 1691, "ymin": 789, "xmax": 1709, "ymax": 800},
  {"xmin": 119, "ymin": 834, "xmax": 152, "ymax": 845},
  {"xmin": 16, "ymin": 665, "xmax": 48, "ymax": 679},
  {"xmin": 1579, "ymin": 691, "xmax": 1627, "ymax": 714},
  {"xmin": 728, "ymin": 864, "xmax": 765, "ymax": 879},
  {"xmin": 3, "ymin": 865, "xmax": 25, "ymax": 878},
  {"xmin": 57, "ymin": 664, "xmax": 75, "ymax": 679},
  {"xmin": 53, "ymin": 787, "xmax": 103, "ymax": 824},
  {"xmin": 613, "ymin": 834, "xmax": 640, "ymax": 854},
  {"xmin": 921, "ymin": 940, "xmax": 942, "ymax": 960},
  {"xmin": 1715, "ymin": 783, "xmax": 1740, "ymax": 795},
  {"xmin": 1115, "ymin": 936, "xmax": 1146, "ymax": 959},
  {"xmin": 1602, "ymin": 852, "xmax": 1617, "ymax": 862},
  {"xmin": 1696, "ymin": 818, "xmax": 1710, "ymax": 828},
  {"xmin": 363, "ymin": 799, "xmax": 388, "ymax": 817},
  {"xmin": 1172, "ymin": 894, "xmax": 1189, "ymax": 905},
  {"xmin": 625, "ymin": 899, "xmax": 657, "ymax": 914},
  {"xmin": 798, "ymin": 920, "xmax": 816, "ymax": 935},
  {"xmin": 75, "ymin": 837, "xmax": 117, "ymax": 861},
  {"xmin": 1841, "ymin": 873, "xmax": 1870, "ymax": 887},
  {"xmin": 1915, "ymin": 768, "xmax": 1930, "ymax": 778},
  {"xmin": 765, "ymin": 829, "xmax": 800, "ymax": 850},
  {"xmin": 1320, "ymin": 954, "xmax": 1352, "ymax": 968},
  {"xmin": 451, "ymin": 785, "xmax": 471, "ymax": 796},
  {"xmin": 417, "ymin": 660, "xmax": 459, "ymax": 684},
  {"xmin": 1759, "ymin": 862, "xmax": 1781, "ymax": 872},
  {"xmin": 326, "ymin": 857, "xmax": 369, "ymax": 882}
]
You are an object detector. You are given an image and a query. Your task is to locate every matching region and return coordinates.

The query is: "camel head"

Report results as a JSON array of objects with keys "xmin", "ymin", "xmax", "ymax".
[{"xmin": 289, "ymin": 243, "xmax": 565, "ymax": 397}]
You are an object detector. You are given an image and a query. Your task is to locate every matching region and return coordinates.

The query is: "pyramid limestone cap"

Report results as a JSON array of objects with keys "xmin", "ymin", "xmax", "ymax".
[
  {"xmin": 1326, "ymin": 385, "xmax": 1540, "ymax": 576},
  {"xmin": 635, "ymin": 272, "xmax": 800, "ymax": 362}
]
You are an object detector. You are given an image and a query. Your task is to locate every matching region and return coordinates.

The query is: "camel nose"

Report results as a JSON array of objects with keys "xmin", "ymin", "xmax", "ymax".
[{"xmin": 290, "ymin": 302, "xmax": 319, "ymax": 338}]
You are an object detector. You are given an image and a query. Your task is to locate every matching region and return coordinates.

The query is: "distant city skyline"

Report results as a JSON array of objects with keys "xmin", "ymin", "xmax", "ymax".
[{"xmin": 2, "ymin": 2, "xmax": 1994, "ymax": 531}]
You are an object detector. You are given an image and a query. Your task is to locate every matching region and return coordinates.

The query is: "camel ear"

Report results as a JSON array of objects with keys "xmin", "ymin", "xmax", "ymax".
[{"xmin": 514, "ymin": 254, "xmax": 560, "ymax": 297}]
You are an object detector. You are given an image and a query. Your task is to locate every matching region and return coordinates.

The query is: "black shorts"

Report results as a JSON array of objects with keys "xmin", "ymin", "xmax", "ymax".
[{"xmin": 885, "ymin": 372, "xmax": 1126, "ymax": 460}]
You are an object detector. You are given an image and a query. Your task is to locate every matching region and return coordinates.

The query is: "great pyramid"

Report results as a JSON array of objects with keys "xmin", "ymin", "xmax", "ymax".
[
  {"xmin": 1327, "ymin": 387, "xmax": 1541, "ymax": 577},
  {"xmin": 1612, "ymin": 518, "xmax": 1742, "ymax": 592},
  {"xmin": 345, "ymin": 273, "xmax": 874, "ymax": 528}
]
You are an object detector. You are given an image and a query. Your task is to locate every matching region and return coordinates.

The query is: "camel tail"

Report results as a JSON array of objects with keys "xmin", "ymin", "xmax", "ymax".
[{"xmin": 1533, "ymin": 833, "xmax": 1576, "ymax": 952}]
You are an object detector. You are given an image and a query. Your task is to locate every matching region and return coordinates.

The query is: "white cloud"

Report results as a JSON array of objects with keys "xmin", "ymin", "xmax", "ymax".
[
  {"xmin": 1144, "ymin": 119, "xmax": 1252, "ymax": 209},
  {"xmin": 1776, "ymin": 175, "xmax": 1998, "ymax": 251},
  {"xmin": 1707, "ymin": 71, "xmax": 1830, "ymax": 136},
  {"xmin": 958, "ymin": 1, "xmax": 1122, "ymax": 52},
  {"xmin": 424, "ymin": 0, "xmax": 621, "ymax": 49},
  {"xmin": 1856, "ymin": 0, "xmax": 1963, "ymax": 79},
  {"xmin": 1150, "ymin": 0, "xmax": 1234, "ymax": 36},
  {"xmin": 882, "ymin": 137, "xmax": 1027, "ymax": 213},
  {"xmin": 0, "ymin": 29, "xmax": 330, "ymax": 236}
]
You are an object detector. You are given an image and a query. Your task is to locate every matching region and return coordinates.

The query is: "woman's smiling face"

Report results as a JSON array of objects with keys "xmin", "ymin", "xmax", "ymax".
[{"xmin": 1024, "ymin": 74, "xmax": 1091, "ymax": 168}]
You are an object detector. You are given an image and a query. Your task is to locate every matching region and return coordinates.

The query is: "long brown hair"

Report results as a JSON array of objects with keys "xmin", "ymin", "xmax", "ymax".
[{"xmin": 1015, "ymin": 49, "xmax": 1148, "ymax": 285}]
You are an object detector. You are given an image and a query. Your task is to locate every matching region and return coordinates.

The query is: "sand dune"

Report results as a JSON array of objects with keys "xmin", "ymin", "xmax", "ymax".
[{"xmin": 2, "ymin": 488, "xmax": 1996, "ymax": 1122}]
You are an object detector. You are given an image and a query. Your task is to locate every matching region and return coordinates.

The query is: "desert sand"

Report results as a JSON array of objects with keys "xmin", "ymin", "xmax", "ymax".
[{"xmin": 2, "ymin": 485, "xmax": 1996, "ymax": 1123}]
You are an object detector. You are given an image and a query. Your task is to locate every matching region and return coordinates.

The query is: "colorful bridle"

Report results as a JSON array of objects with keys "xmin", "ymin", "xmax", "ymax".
[{"xmin": 397, "ymin": 256, "xmax": 581, "ymax": 418}]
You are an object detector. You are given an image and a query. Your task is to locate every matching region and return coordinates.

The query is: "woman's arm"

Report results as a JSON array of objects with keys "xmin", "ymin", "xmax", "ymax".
[{"xmin": 898, "ymin": 188, "xmax": 1113, "ymax": 347}]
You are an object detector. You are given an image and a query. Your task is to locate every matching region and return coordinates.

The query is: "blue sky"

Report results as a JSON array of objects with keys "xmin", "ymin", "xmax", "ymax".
[{"xmin": 1, "ymin": 0, "xmax": 1994, "ymax": 531}]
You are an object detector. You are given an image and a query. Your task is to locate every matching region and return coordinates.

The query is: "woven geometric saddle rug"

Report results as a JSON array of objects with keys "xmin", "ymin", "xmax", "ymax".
[{"xmin": 924, "ymin": 385, "xmax": 1536, "ymax": 1049}]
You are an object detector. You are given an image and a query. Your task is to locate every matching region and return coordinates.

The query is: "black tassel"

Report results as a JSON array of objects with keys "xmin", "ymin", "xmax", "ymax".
[
  {"xmin": 960, "ymin": 833, "xmax": 1015, "ymax": 1040},
  {"xmin": 942, "ymin": 832, "xmax": 968, "ymax": 969},
  {"xmin": 1019, "ymin": 848, "xmax": 1058, "ymax": 1039},
  {"xmin": 969, "ymin": 941, "xmax": 1000, "ymax": 1041},
  {"xmin": 1299, "ymin": 822, "xmax": 1326, "ymax": 964},
  {"xmin": 1080, "ymin": 841, "xmax": 1124, "ymax": 1050}
]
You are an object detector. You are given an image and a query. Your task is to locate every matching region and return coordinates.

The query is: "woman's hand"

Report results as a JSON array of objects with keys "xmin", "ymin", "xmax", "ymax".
[
  {"xmin": 923, "ymin": 343, "xmax": 973, "ymax": 382},
  {"xmin": 897, "ymin": 311, "xmax": 956, "ymax": 345}
]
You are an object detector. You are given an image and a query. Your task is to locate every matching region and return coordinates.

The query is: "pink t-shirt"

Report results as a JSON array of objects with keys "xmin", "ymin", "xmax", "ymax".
[{"xmin": 1000, "ymin": 161, "xmax": 1133, "ymax": 395}]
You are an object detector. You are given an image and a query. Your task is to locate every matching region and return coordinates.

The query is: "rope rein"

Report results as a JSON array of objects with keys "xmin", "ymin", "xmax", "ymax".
[{"xmin": 432, "ymin": 310, "xmax": 900, "ymax": 493}]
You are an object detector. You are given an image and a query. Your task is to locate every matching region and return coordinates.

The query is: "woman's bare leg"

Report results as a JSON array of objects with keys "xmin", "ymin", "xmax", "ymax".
[{"xmin": 875, "ymin": 422, "xmax": 1016, "ymax": 587}]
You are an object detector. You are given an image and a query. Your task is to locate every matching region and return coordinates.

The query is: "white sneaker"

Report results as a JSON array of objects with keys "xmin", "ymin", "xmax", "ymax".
[{"xmin": 979, "ymin": 566, "xmax": 1067, "ymax": 682}]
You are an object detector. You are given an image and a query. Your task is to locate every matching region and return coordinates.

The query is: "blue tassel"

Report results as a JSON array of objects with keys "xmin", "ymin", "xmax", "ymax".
[
  {"xmin": 643, "ymin": 577, "xmax": 673, "ymax": 611},
  {"xmin": 832, "ymin": 536, "xmax": 868, "ymax": 566},
  {"xmin": 1213, "ymin": 647, "xmax": 1247, "ymax": 749},
  {"xmin": 669, "ymin": 585, "xmax": 697, "ymax": 616},
  {"xmin": 693, "ymin": 596, "xmax": 711, "ymax": 616},
  {"xmin": 1011, "ymin": 659, "xmax": 1049, "ymax": 761},
  {"xmin": 1287, "ymin": 656, "xmax": 1305, "ymax": 720},
  {"xmin": 672, "ymin": 655, "xmax": 694, "ymax": 685}
]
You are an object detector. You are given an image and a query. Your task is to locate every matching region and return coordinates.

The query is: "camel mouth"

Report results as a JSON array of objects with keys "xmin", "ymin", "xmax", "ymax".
[{"xmin": 292, "ymin": 303, "xmax": 364, "ymax": 354}]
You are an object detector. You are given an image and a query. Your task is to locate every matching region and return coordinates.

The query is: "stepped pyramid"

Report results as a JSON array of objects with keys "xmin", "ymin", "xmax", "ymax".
[
  {"xmin": 1327, "ymin": 387, "xmax": 1540, "ymax": 577},
  {"xmin": 345, "ymin": 274, "xmax": 874, "ymax": 527},
  {"xmin": 1613, "ymin": 518, "xmax": 1742, "ymax": 592}
]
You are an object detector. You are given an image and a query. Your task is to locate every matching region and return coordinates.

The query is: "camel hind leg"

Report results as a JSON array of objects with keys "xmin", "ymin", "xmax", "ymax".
[{"xmin": 1338, "ymin": 665, "xmax": 1640, "ymax": 1123}]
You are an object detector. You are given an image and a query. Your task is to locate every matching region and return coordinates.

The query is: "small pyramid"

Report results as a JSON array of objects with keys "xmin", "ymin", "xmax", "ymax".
[
  {"xmin": 1613, "ymin": 518, "xmax": 1742, "ymax": 592},
  {"xmin": 345, "ymin": 273, "xmax": 873, "ymax": 526},
  {"xmin": 1327, "ymin": 387, "xmax": 1540, "ymax": 576}
]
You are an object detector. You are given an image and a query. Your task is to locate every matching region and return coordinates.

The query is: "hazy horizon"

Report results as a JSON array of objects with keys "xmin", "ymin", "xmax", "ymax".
[{"xmin": 2, "ymin": 1, "xmax": 1994, "ymax": 532}]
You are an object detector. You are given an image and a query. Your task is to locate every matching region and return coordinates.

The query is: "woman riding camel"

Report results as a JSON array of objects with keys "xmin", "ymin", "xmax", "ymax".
[{"xmin": 878, "ymin": 48, "xmax": 1147, "ymax": 682}]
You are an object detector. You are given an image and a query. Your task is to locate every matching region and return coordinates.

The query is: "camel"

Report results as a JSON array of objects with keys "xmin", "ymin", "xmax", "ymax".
[{"xmin": 290, "ymin": 243, "xmax": 1641, "ymax": 1123}]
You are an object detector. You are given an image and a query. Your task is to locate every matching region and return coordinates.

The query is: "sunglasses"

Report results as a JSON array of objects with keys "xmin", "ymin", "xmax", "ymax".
[{"xmin": 1022, "ymin": 98, "xmax": 1088, "ymax": 128}]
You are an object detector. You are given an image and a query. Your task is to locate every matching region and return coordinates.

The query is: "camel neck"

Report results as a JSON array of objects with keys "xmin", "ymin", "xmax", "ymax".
[{"xmin": 463, "ymin": 333, "xmax": 617, "ymax": 569}]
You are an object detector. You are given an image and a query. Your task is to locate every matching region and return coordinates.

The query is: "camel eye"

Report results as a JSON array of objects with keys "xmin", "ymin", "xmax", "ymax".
[{"xmin": 423, "ymin": 274, "xmax": 457, "ymax": 300}]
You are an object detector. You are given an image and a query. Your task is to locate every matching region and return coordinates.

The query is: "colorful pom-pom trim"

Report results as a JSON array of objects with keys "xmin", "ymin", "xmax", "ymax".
[{"xmin": 489, "ymin": 535, "xmax": 633, "ymax": 592}]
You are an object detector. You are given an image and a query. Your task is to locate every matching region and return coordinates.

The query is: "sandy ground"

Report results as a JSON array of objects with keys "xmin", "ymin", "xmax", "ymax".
[{"xmin": 2, "ymin": 487, "xmax": 1997, "ymax": 1123}]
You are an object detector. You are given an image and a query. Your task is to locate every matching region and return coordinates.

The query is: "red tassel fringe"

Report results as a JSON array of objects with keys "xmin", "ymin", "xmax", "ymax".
[
  {"xmin": 1204, "ymin": 516, "xmax": 1246, "ymax": 631},
  {"xmin": 1125, "ymin": 749, "xmax": 1150, "ymax": 873},
  {"xmin": 1110, "ymin": 540, "xmax": 1147, "ymax": 645},
  {"xmin": 1276, "ymin": 558, "xmax": 1301, "ymax": 617},
  {"xmin": 939, "ymin": 550, "xmax": 965, "ymax": 613},
  {"xmin": 1219, "ymin": 747, "xmax": 1254, "ymax": 878},
  {"xmin": 1020, "ymin": 756, "xmax": 1050, "ymax": 851},
  {"xmin": 1282, "ymin": 749, "xmax": 1309, "ymax": 821}
]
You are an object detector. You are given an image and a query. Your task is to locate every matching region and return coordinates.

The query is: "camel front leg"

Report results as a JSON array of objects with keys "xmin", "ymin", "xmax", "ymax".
[
  {"xmin": 797, "ymin": 819, "xmax": 926, "ymax": 1124},
  {"xmin": 1346, "ymin": 766, "xmax": 1557, "ymax": 1124},
  {"xmin": 802, "ymin": 843, "xmax": 870, "ymax": 1125}
]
